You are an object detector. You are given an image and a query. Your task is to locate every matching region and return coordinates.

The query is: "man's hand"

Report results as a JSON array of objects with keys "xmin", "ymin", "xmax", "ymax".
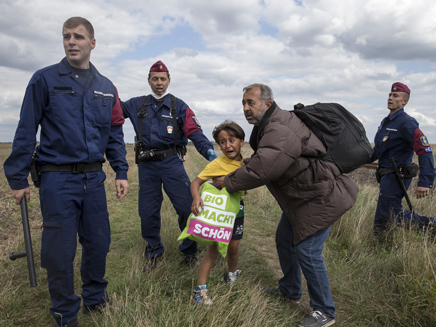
[
  {"xmin": 213, "ymin": 176, "xmax": 226, "ymax": 188},
  {"xmin": 416, "ymin": 186, "xmax": 431, "ymax": 199},
  {"xmin": 115, "ymin": 179, "xmax": 129, "ymax": 200},
  {"xmin": 11, "ymin": 187, "xmax": 30, "ymax": 205}
]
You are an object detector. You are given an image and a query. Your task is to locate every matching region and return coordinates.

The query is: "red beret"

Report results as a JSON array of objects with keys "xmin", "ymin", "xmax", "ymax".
[
  {"xmin": 149, "ymin": 60, "xmax": 169, "ymax": 73},
  {"xmin": 391, "ymin": 82, "xmax": 410, "ymax": 94}
]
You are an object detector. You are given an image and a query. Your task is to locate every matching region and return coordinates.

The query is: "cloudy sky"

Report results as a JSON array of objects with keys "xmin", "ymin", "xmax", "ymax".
[{"xmin": 1, "ymin": 0, "xmax": 436, "ymax": 145}]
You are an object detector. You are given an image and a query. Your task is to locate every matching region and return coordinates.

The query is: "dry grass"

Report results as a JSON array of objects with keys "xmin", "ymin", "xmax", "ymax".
[
  {"xmin": 0, "ymin": 144, "xmax": 43, "ymax": 261},
  {"xmin": 1, "ymin": 143, "xmax": 436, "ymax": 326}
]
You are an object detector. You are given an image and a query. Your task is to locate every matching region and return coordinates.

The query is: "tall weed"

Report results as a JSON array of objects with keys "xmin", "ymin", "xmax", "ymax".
[{"xmin": 0, "ymin": 144, "xmax": 435, "ymax": 326}]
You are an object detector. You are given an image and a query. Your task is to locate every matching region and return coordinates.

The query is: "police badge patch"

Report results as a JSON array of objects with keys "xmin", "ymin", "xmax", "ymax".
[
  {"xmin": 192, "ymin": 116, "xmax": 201, "ymax": 128},
  {"xmin": 420, "ymin": 136, "xmax": 430, "ymax": 147}
]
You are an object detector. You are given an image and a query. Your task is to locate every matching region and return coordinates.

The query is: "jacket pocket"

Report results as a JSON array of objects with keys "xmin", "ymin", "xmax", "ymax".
[
  {"xmin": 92, "ymin": 91, "xmax": 113, "ymax": 125},
  {"xmin": 48, "ymin": 87, "xmax": 82, "ymax": 123},
  {"xmin": 283, "ymin": 179, "xmax": 332, "ymax": 202}
]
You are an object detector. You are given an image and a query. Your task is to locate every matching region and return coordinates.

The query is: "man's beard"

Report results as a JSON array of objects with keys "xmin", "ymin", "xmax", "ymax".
[{"xmin": 245, "ymin": 101, "xmax": 266, "ymax": 125}]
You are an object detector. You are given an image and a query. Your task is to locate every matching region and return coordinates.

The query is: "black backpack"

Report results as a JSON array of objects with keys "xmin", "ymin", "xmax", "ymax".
[{"xmin": 292, "ymin": 102, "xmax": 373, "ymax": 173}]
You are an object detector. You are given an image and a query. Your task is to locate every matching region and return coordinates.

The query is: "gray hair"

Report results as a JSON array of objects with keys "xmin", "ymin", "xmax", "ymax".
[{"xmin": 243, "ymin": 83, "xmax": 274, "ymax": 102}]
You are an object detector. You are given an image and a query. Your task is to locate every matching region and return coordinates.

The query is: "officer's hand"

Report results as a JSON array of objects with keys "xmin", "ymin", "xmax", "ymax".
[
  {"xmin": 416, "ymin": 186, "xmax": 430, "ymax": 199},
  {"xmin": 11, "ymin": 187, "xmax": 30, "ymax": 205},
  {"xmin": 207, "ymin": 149, "xmax": 218, "ymax": 162},
  {"xmin": 116, "ymin": 179, "xmax": 129, "ymax": 200}
]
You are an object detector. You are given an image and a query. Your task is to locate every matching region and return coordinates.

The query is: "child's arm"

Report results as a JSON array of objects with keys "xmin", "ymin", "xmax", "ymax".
[{"xmin": 191, "ymin": 177, "xmax": 206, "ymax": 216}]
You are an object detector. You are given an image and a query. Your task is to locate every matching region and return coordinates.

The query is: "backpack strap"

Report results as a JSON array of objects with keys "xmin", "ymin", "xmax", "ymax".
[
  {"xmin": 136, "ymin": 95, "xmax": 151, "ymax": 146},
  {"xmin": 135, "ymin": 94, "xmax": 179, "ymax": 149},
  {"xmin": 169, "ymin": 94, "xmax": 178, "ymax": 148}
]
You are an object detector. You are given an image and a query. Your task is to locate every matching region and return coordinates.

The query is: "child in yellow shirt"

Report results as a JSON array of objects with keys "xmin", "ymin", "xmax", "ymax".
[{"xmin": 191, "ymin": 120, "xmax": 245, "ymax": 305}]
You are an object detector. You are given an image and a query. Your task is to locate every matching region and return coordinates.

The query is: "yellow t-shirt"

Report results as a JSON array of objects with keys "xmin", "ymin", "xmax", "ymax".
[{"xmin": 198, "ymin": 155, "xmax": 244, "ymax": 184}]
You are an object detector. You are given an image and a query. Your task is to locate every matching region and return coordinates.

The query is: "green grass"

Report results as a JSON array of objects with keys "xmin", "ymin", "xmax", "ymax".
[{"xmin": 1, "ymin": 144, "xmax": 435, "ymax": 326}]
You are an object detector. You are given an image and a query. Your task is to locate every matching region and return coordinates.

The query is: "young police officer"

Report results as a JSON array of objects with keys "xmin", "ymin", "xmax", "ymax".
[
  {"xmin": 368, "ymin": 82, "xmax": 435, "ymax": 236},
  {"xmin": 122, "ymin": 61, "xmax": 217, "ymax": 271},
  {"xmin": 4, "ymin": 17, "xmax": 129, "ymax": 327}
]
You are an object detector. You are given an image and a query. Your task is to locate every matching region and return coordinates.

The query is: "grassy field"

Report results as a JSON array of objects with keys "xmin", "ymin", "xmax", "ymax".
[{"xmin": 0, "ymin": 143, "xmax": 435, "ymax": 326}]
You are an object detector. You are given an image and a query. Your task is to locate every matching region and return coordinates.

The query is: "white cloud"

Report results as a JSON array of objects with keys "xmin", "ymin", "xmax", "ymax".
[{"xmin": 1, "ymin": 0, "xmax": 436, "ymax": 145}]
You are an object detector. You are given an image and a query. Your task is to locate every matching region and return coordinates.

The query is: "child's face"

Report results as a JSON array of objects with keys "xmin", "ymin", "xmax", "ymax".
[{"xmin": 217, "ymin": 130, "xmax": 244, "ymax": 161}]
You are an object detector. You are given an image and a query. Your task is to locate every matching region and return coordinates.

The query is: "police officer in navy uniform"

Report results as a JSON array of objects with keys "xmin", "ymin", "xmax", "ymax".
[
  {"xmin": 368, "ymin": 82, "xmax": 435, "ymax": 236},
  {"xmin": 122, "ymin": 61, "xmax": 218, "ymax": 271},
  {"xmin": 3, "ymin": 17, "xmax": 129, "ymax": 327}
]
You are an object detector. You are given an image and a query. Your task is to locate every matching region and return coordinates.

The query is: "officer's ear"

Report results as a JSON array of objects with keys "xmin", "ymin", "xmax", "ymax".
[{"xmin": 402, "ymin": 93, "xmax": 409, "ymax": 106}]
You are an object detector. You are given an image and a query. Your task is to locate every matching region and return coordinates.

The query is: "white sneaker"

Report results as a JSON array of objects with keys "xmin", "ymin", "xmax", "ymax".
[
  {"xmin": 192, "ymin": 286, "xmax": 213, "ymax": 305},
  {"xmin": 226, "ymin": 269, "xmax": 242, "ymax": 284}
]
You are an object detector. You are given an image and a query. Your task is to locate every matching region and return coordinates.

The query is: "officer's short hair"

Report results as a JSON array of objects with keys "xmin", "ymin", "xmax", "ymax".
[
  {"xmin": 212, "ymin": 120, "xmax": 245, "ymax": 143},
  {"xmin": 63, "ymin": 17, "xmax": 94, "ymax": 40}
]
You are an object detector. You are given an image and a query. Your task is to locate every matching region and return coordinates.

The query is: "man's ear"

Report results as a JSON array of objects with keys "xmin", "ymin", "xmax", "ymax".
[{"xmin": 265, "ymin": 100, "xmax": 273, "ymax": 110}]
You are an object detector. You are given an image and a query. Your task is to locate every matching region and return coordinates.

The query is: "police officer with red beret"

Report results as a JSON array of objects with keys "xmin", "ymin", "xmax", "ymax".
[
  {"xmin": 368, "ymin": 82, "xmax": 435, "ymax": 236},
  {"xmin": 122, "ymin": 60, "xmax": 218, "ymax": 270}
]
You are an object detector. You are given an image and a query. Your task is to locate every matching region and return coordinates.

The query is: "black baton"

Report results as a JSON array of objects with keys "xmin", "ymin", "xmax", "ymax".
[
  {"xmin": 390, "ymin": 157, "xmax": 414, "ymax": 213},
  {"xmin": 9, "ymin": 197, "xmax": 37, "ymax": 287}
]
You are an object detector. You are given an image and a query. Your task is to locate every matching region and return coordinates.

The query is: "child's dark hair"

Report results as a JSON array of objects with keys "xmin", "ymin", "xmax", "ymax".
[{"xmin": 212, "ymin": 120, "xmax": 245, "ymax": 143}]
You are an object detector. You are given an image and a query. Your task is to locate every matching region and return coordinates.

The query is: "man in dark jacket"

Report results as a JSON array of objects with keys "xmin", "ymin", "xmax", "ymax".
[{"xmin": 220, "ymin": 84, "xmax": 358, "ymax": 327}]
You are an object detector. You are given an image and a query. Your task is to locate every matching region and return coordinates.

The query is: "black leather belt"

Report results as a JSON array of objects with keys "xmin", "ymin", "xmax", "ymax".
[
  {"xmin": 146, "ymin": 146, "xmax": 187, "ymax": 161},
  {"xmin": 39, "ymin": 162, "xmax": 102, "ymax": 173},
  {"xmin": 152, "ymin": 148, "xmax": 178, "ymax": 160},
  {"xmin": 377, "ymin": 167, "xmax": 395, "ymax": 176}
]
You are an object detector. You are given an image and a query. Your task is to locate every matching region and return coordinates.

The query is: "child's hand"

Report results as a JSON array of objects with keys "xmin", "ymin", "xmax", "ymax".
[{"xmin": 191, "ymin": 197, "xmax": 204, "ymax": 216}]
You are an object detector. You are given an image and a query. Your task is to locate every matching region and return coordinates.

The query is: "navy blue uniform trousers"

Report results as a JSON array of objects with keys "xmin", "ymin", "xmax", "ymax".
[
  {"xmin": 138, "ymin": 155, "xmax": 197, "ymax": 258},
  {"xmin": 39, "ymin": 170, "xmax": 110, "ymax": 324},
  {"xmin": 375, "ymin": 173, "xmax": 435, "ymax": 231}
]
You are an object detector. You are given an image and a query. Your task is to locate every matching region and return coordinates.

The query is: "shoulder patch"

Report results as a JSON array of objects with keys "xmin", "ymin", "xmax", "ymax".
[
  {"xmin": 420, "ymin": 136, "xmax": 430, "ymax": 147},
  {"xmin": 192, "ymin": 116, "xmax": 201, "ymax": 128}
]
